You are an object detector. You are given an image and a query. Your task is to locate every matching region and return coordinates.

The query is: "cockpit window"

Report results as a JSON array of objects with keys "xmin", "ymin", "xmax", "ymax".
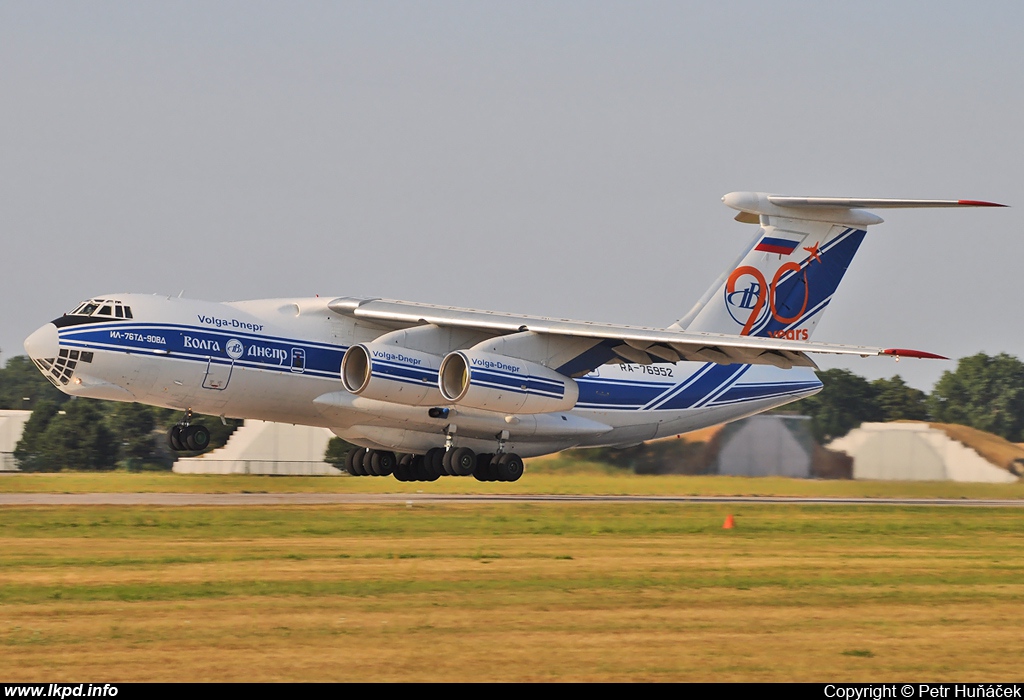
[{"xmin": 66, "ymin": 299, "xmax": 132, "ymax": 319}]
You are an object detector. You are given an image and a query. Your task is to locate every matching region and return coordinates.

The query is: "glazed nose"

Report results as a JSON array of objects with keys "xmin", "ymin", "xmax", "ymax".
[{"xmin": 24, "ymin": 323, "xmax": 59, "ymax": 361}]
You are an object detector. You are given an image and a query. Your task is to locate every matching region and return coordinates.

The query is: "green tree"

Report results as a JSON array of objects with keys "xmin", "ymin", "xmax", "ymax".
[
  {"xmin": 15, "ymin": 399, "xmax": 117, "ymax": 471},
  {"xmin": 324, "ymin": 436, "xmax": 357, "ymax": 469},
  {"xmin": 105, "ymin": 403, "xmax": 157, "ymax": 470},
  {"xmin": 929, "ymin": 352, "xmax": 1024, "ymax": 441},
  {"xmin": 0, "ymin": 355, "xmax": 69, "ymax": 410},
  {"xmin": 13, "ymin": 398, "xmax": 61, "ymax": 471},
  {"xmin": 872, "ymin": 375, "xmax": 929, "ymax": 421},
  {"xmin": 798, "ymin": 368, "xmax": 882, "ymax": 442}
]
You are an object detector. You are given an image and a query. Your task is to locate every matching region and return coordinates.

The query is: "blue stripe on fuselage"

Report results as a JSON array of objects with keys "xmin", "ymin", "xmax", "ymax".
[
  {"xmin": 576, "ymin": 375, "xmax": 671, "ymax": 408},
  {"xmin": 56, "ymin": 322, "xmax": 818, "ymax": 412},
  {"xmin": 654, "ymin": 364, "xmax": 748, "ymax": 410},
  {"xmin": 709, "ymin": 380, "xmax": 821, "ymax": 406},
  {"xmin": 57, "ymin": 322, "xmax": 347, "ymax": 378}
]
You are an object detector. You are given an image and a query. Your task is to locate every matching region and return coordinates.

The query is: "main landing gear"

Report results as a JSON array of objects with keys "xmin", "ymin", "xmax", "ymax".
[
  {"xmin": 344, "ymin": 447, "xmax": 398, "ymax": 477},
  {"xmin": 344, "ymin": 447, "xmax": 524, "ymax": 482},
  {"xmin": 167, "ymin": 410, "xmax": 211, "ymax": 452}
]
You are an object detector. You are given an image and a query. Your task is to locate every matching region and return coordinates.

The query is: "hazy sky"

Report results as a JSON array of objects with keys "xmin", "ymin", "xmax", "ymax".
[{"xmin": 1, "ymin": 1, "xmax": 1020, "ymax": 390}]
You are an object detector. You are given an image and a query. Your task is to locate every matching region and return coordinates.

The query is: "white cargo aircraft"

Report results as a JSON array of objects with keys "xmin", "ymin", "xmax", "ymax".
[{"xmin": 24, "ymin": 193, "xmax": 1003, "ymax": 481}]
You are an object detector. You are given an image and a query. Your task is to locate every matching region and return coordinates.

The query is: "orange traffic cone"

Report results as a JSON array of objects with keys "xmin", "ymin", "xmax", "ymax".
[{"xmin": 722, "ymin": 514, "xmax": 735, "ymax": 529}]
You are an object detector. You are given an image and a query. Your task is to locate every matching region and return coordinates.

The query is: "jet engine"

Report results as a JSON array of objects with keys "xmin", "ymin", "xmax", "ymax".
[
  {"xmin": 341, "ymin": 343, "xmax": 443, "ymax": 406},
  {"xmin": 438, "ymin": 350, "xmax": 578, "ymax": 414}
]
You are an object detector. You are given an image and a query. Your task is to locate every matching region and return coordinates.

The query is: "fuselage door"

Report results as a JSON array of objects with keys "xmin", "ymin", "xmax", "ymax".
[{"xmin": 202, "ymin": 357, "xmax": 234, "ymax": 390}]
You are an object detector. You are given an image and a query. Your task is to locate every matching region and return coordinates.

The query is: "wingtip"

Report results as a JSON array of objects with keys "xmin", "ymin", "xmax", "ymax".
[
  {"xmin": 881, "ymin": 348, "xmax": 948, "ymax": 360},
  {"xmin": 957, "ymin": 199, "xmax": 1008, "ymax": 207}
]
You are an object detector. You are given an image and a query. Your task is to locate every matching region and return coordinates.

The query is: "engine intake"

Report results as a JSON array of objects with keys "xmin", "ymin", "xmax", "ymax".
[
  {"xmin": 438, "ymin": 350, "xmax": 578, "ymax": 414},
  {"xmin": 341, "ymin": 343, "xmax": 443, "ymax": 406}
]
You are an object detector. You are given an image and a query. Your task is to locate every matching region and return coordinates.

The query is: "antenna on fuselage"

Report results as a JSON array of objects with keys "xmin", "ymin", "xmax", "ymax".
[{"xmin": 177, "ymin": 290, "xmax": 185, "ymax": 298}]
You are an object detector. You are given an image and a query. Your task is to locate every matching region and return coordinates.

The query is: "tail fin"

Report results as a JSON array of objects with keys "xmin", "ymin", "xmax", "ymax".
[{"xmin": 672, "ymin": 192, "xmax": 1005, "ymax": 340}]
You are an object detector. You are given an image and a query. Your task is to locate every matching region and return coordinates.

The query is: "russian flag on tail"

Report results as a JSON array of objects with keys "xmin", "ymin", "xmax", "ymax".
[{"xmin": 755, "ymin": 236, "xmax": 800, "ymax": 255}]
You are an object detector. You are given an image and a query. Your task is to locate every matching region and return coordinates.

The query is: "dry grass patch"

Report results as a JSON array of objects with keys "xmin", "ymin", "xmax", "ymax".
[
  {"xmin": 3, "ymin": 469, "xmax": 1024, "ymax": 499},
  {"xmin": 927, "ymin": 421, "xmax": 1024, "ymax": 473},
  {"xmin": 2, "ymin": 503, "xmax": 1024, "ymax": 680}
]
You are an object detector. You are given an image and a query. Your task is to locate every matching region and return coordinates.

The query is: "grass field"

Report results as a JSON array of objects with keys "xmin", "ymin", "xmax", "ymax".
[
  {"xmin": 3, "ymin": 467, "xmax": 1024, "ymax": 499},
  {"xmin": 2, "ymin": 498, "xmax": 1024, "ymax": 681}
]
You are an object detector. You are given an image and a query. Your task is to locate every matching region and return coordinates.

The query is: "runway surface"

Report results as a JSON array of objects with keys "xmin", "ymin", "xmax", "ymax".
[{"xmin": 1, "ymin": 493, "xmax": 1023, "ymax": 507}]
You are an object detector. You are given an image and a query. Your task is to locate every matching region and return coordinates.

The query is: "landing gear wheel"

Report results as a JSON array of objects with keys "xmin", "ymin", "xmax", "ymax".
[
  {"xmin": 422, "ymin": 454, "xmax": 440, "ymax": 482},
  {"xmin": 371, "ymin": 450, "xmax": 396, "ymax": 477},
  {"xmin": 449, "ymin": 447, "xmax": 476, "ymax": 476},
  {"xmin": 488, "ymin": 455, "xmax": 503, "ymax": 481},
  {"xmin": 473, "ymin": 453, "xmax": 495, "ymax": 481},
  {"xmin": 168, "ymin": 426, "xmax": 184, "ymax": 452},
  {"xmin": 496, "ymin": 453, "xmax": 524, "ymax": 482},
  {"xmin": 406, "ymin": 454, "xmax": 421, "ymax": 481},
  {"xmin": 363, "ymin": 449, "xmax": 378, "ymax": 475},
  {"xmin": 394, "ymin": 454, "xmax": 413, "ymax": 481},
  {"xmin": 348, "ymin": 447, "xmax": 368, "ymax": 476},
  {"xmin": 442, "ymin": 448, "xmax": 456, "ymax": 475},
  {"xmin": 183, "ymin": 425, "xmax": 210, "ymax": 451},
  {"xmin": 425, "ymin": 448, "xmax": 445, "ymax": 478},
  {"xmin": 194, "ymin": 425, "xmax": 210, "ymax": 451},
  {"xmin": 411, "ymin": 455, "xmax": 429, "ymax": 481}
]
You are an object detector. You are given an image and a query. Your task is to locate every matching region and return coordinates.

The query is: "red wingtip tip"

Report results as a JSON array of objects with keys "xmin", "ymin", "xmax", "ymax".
[
  {"xmin": 882, "ymin": 348, "xmax": 948, "ymax": 360},
  {"xmin": 957, "ymin": 199, "xmax": 1008, "ymax": 207}
]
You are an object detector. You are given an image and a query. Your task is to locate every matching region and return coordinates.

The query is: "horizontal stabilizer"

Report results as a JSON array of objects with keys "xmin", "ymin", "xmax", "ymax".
[
  {"xmin": 766, "ymin": 196, "xmax": 1007, "ymax": 209},
  {"xmin": 722, "ymin": 192, "xmax": 1008, "ymax": 227},
  {"xmin": 678, "ymin": 192, "xmax": 1007, "ymax": 339}
]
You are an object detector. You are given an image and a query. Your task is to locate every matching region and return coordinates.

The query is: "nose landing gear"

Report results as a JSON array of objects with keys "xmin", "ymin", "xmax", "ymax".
[{"xmin": 167, "ymin": 410, "xmax": 211, "ymax": 452}]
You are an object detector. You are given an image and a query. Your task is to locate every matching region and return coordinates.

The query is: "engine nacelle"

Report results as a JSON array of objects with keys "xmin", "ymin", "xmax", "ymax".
[
  {"xmin": 340, "ymin": 343, "xmax": 443, "ymax": 406},
  {"xmin": 438, "ymin": 350, "xmax": 578, "ymax": 414}
]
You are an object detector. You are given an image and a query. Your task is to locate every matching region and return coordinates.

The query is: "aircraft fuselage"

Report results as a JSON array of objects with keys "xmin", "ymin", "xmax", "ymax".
[{"xmin": 24, "ymin": 293, "xmax": 821, "ymax": 459}]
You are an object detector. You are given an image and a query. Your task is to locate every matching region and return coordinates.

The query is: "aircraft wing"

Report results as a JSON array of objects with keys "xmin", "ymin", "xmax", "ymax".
[{"xmin": 328, "ymin": 297, "xmax": 941, "ymax": 374}]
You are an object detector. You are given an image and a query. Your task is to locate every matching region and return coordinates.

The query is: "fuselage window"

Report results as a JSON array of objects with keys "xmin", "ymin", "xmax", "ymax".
[
  {"xmin": 115, "ymin": 306, "xmax": 124, "ymax": 318},
  {"xmin": 123, "ymin": 307, "xmax": 133, "ymax": 319}
]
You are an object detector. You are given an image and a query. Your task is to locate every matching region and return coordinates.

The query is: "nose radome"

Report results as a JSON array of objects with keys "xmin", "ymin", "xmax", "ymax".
[{"xmin": 24, "ymin": 323, "xmax": 59, "ymax": 361}]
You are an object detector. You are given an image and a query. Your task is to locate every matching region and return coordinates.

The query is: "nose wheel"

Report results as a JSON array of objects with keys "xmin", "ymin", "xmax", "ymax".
[{"xmin": 167, "ymin": 411, "xmax": 211, "ymax": 452}]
